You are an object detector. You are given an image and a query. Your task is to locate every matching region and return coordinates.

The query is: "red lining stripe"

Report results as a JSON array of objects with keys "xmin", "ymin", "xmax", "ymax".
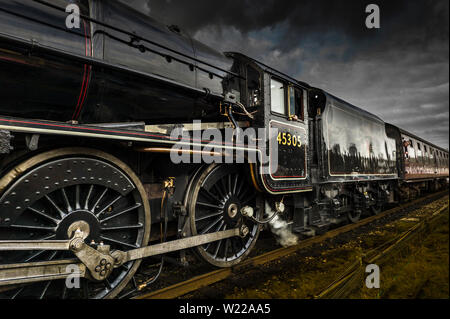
[{"xmin": 72, "ymin": 20, "xmax": 91, "ymax": 120}]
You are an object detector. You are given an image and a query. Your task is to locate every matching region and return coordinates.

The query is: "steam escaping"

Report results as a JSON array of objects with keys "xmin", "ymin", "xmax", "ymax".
[{"xmin": 265, "ymin": 202, "xmax": 299, "ymax": 247}]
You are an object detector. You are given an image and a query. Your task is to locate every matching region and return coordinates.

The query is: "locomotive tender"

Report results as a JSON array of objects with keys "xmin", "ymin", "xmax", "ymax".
[{"xmin": 0, "ymin": 0, "xmax": 448, "ymax": 298}]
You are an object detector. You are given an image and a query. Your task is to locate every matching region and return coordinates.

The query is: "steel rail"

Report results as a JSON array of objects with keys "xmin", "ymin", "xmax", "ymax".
[
  {"xmin": 134, "ymin": 190, "xmax": 449, "ymax": 299},
  {"xmin": 316, "ymin": 202, "xmax": 449, "ymax": 298}
]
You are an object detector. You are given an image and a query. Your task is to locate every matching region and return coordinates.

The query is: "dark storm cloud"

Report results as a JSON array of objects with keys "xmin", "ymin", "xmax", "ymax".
[{"xmin": 121, "ymin": 0, "xmax": 449, "ymax": 148}]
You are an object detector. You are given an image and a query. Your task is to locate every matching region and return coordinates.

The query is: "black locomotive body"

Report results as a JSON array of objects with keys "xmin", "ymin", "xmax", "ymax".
[
  {"xmin": 0, "ymin": 0, "xmax": 234, "ymax": 123},
  {"xmin": 0, "ymin": 0, "xmax": 448, "ymax": 299}
]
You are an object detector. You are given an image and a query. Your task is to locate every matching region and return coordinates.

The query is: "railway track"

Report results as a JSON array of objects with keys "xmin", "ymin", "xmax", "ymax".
[
  {"xmin": 316, "ymin": 200, "xmax": 449, "ymax": 298},
  {"xmin": 133, "ymin": 190, "xmax": 449, "ymax": 299}
]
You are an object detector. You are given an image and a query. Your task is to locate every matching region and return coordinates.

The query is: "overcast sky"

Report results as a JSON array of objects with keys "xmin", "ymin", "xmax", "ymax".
[{"xmin": 121, "ymin": 0, "xmax": 449, "ymax": 149}]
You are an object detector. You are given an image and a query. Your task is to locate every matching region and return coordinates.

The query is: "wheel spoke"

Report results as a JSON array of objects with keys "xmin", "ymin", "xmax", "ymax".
[
  {"xmin": 91, "ymin": 188, "xmax": 108, "ymax": 213},
  {"xmin": 195, "ymin": 211, "xmax": 223, "ymax": 222},
  {"xmin": 96, "ymin": 195, "xmax": 122, "ymax": 218},
  {"xmin": 212, "ymin": 222, "xmax": 226, "ymax": 258},
  {"xmin": 100, "ymin": 236, "xmax": 138, "ymax": 249},
  {"xmin": 39, "ymin": 280, "xmax": 52, "ymax": 300},
  {"xmin": 220, "ymin": 178, "xmax": 228, "ymax": 196},
  {"xmin": 223, "ymin": 239, "xmax": 230, "ymax": 261},
  {"xmin": 11, "ymin": 287, "xmax": 25, "ymax": 300},
  {"xmin": 100, "ymin": 203, "xmax": 141, "ymax": 223},
  {"xmin": 28, "ymin": 207, "xmax": 59, "ymax": 224},
  {"xmin": 61, "ymin": 188, "xmax": 73, "ymax": 213},
  {"xmin": 235, "ymin": 178, "xmax": 244, "ymax": 197},
  {"xmin": 101, "ymin": 223, "xmax": 143, "ymax": 231},
  {"xmin": 200, "ymin": 216, "xmax": 223, "ymax": 235},
  {"xmin": 212, "ymin": 184, "xmax": 225, "ymax": 198},
  {"xmin": 21, "ymin": 236, "xmax": 56, "ymax": 265},
  {"xmin": 75, "ymin": 185, "xmax": 81, "ymax": 210},
  {"xmin": 47, "ymin": 251, "xmax": 58, "ymax": 260},
  {"xmin": 61, "ymin": 284, "xmax": 68, "ymax": 300},
  {"xmin": 45, "ymin": 195, "xmax": 66, "ymax": 219},
  {"xmin": 203, "ymin": 220, "xmax": 225, "ymax": 251},
  {"xmin": 10, "ymin": 224, "xmax": 55, "ymax": 232},
  {"xmin": 196, "ymin": 201, "xmax": 223, "ymax": 210},
  {"xmin": 227, "ymin": 174, "xmax": 232, "ymax": 194},
  {"xmin": 200, "ymin": 187, "xmax": 222, "ymax": 205},
  {"xmin": 237, "ymin": 186, "xmax": 251, "ymax": 201},
  {"xmin": 84, "ymin": 185, "xmax": 94, "ymax": 210},
  {"xmin": 232, "ymin": 175, "xmax": 239, "ymax": 195}
]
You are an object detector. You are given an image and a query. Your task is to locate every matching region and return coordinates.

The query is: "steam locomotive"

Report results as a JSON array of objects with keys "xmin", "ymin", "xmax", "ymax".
[{"xmin": 0, "ymin": 0, "xmax": 448, "ymax": 299}]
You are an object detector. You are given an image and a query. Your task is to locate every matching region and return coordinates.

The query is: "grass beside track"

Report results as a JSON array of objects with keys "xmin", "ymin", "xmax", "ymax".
[
  {"xmin": 224, "ymin": 196, "xmax": 449, "ymax": 299},
  {"xmin": 348, "ymin": 204, "xmax": 449, "ymax": 299}
]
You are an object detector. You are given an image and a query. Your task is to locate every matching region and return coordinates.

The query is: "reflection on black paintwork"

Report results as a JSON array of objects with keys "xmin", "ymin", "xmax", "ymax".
[{"xmin": 323, "ymin": 101, "xmax": 397, "ymax": 176}]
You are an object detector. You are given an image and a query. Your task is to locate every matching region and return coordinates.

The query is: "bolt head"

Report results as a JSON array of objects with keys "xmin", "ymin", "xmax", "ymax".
[{"xmin": 240, "ymin": 225, "xmax": 249, "ymax": 237}]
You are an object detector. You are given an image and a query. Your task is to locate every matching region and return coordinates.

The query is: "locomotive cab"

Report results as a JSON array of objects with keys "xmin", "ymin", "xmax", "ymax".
[{"xmin": 225, "ymin": 53, "xmax": 313, "ymax": 195}]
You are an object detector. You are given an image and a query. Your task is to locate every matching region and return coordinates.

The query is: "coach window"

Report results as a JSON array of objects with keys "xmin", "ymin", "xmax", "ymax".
[
  {"xmin": 417, "ymin": 143, "xmax": 423, "ymax": 161},
  {"xmin": 408, "ymin": 140, "xmax": 416, "ymax": 159},
  {"xmin": 271, "ymin": 78, "xmax": 286, "ymax": 115}
]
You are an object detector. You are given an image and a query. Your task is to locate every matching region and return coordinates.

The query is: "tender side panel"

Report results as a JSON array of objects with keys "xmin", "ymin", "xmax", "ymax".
[{"xmin": 321, "ymin": 99, "xmax": 398, "ymax": 181}]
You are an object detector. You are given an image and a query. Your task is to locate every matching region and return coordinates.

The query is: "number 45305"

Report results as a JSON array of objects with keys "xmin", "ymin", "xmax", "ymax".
[{"xmin": 277, "ymin": 132, "xmax": 302, "ymax": 148}]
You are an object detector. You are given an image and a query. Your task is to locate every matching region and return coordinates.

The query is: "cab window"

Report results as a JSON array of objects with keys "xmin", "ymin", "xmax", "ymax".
[
  {"xmin": 270, "ymin": 78, "xmax": 286, "ymax": 115},
  {"xmin": 288, "ymin": 86, "xmax": 304, "ymax": 121},
  {"xmin": 247, "ymin": 66, "xmax": 261, "ymax": 108}
]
